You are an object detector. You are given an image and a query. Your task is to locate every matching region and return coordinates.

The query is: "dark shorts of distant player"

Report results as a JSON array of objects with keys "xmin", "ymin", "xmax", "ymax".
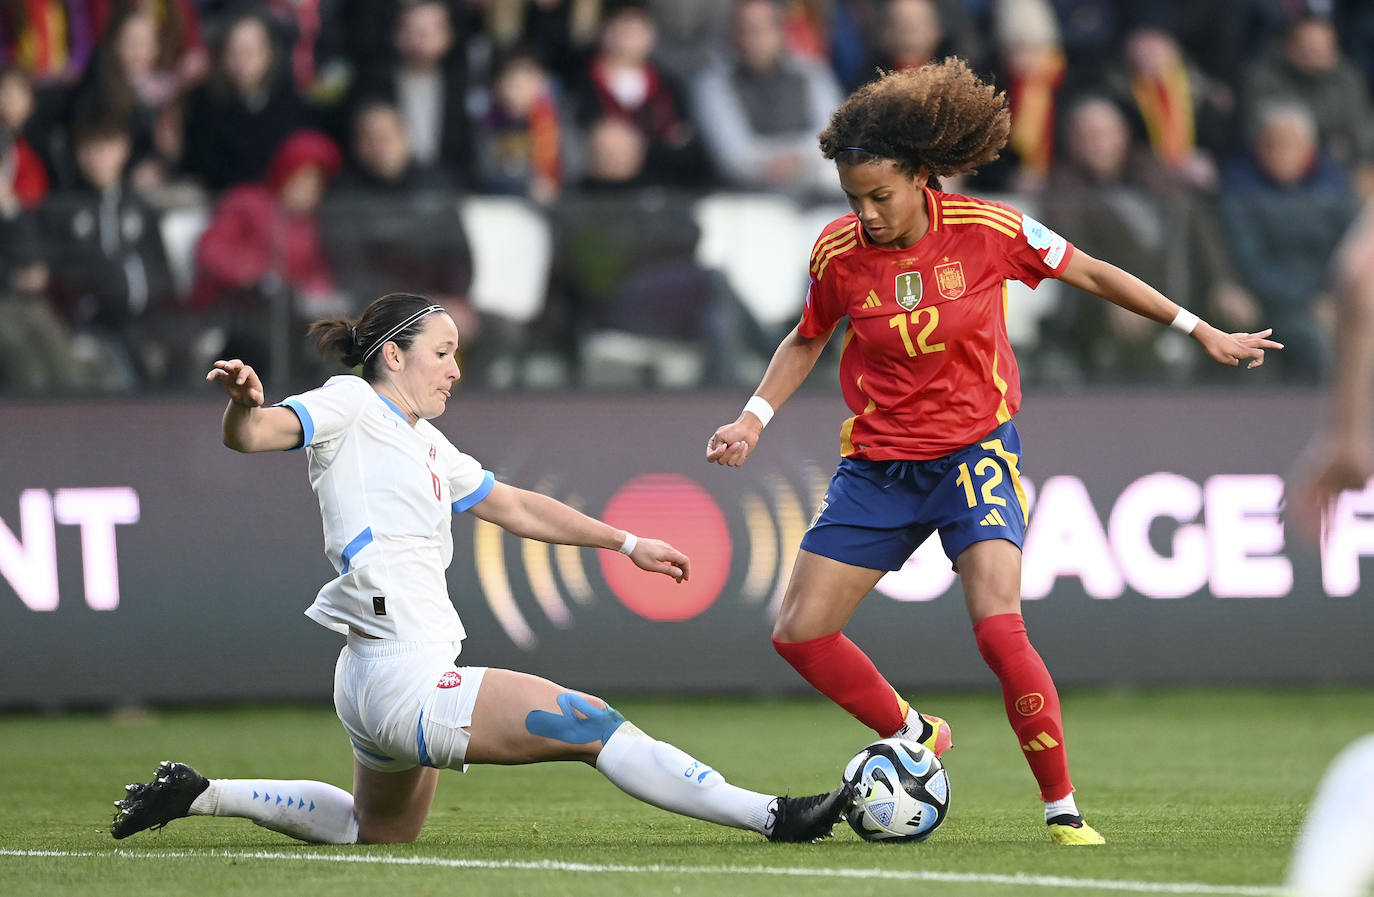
[{"xmin": 800, "ymin": 420, "xmax": 1029, "ymax": 572}]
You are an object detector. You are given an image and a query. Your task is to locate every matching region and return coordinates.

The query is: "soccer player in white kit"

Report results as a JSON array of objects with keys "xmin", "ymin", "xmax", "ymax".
[{"xmin": 111, "ymin": 293, "xmax": 849, "ymax": 845}]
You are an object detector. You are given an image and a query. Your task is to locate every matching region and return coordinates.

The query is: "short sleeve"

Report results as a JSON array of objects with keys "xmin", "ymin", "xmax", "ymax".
[
  {"xmin": 998, "ymin": 210, "xmax": 1075, "ymax": 289},
  {"xmin": 797, "ymin": 223, "xmax": 854, "ymax": 337},
  {"xmin": 278, "ymin": 375, "xmax": 372, "ymax": 450},
  {"xmin": 797, "ymin": 275, "xmax": 843, "ymax": 338},
  {"xmin": 435, "ymin": 438, "xmax": 495, "ymax": 512}
]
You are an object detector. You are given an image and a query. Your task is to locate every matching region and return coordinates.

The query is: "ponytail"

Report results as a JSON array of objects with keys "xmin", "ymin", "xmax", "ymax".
[
  {"xmin": 307, "ymin": 293, "xmax": 441, "ymax": 381},
  {"xmin": 308, "ymin": 316, "xmax": 365, "ymax": 369}
]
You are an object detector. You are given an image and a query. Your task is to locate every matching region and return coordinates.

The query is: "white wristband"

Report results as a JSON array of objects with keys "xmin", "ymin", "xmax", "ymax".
[
  {"xmin": 1170, "ymin": 308, "xmax": 1201, "ymax": 334},
  {"xmin": 743, "ymin": 395, "xmax": 775, "ymax": 427},
  {"xmin": 618, "ymin": 532, "xmax": 638, "ymax": 555}
]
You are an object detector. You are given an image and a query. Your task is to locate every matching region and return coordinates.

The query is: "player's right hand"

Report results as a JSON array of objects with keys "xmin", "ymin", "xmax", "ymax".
[
  {"xmin": 206, "ymin": 359, "xmax": 265, "ymax": 408},
  {"xmin": 706, "ymin": 418, "xmax": 762, "ymax": 467},
  {"xmin": 1196, "ymin": 325, "xmax": 1283, "ymax": 368}
]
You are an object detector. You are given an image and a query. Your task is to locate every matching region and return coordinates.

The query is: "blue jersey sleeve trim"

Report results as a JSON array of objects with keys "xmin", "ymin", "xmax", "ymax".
[
  {"xmin": 451, "ymin": 471, "xmax": 495, "ymax": 513},
  {"xmin": 340, "ymin": 526, "xmax": 373, "ymax": 574},
  {"xmin": 278, "ymin": 398, "xmax": 314, "ymax": 450}
]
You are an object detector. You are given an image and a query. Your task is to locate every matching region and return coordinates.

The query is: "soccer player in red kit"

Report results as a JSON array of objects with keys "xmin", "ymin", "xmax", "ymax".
[{"xmin": 707, "ymin": 59, "xmax": 1282, "ymax": 844}]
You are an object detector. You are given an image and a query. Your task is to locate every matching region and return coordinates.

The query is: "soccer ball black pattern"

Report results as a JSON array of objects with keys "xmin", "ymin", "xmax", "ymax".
[{"xmin": 842, "ymin": 738, "xmax": 951, "ymax": 842}]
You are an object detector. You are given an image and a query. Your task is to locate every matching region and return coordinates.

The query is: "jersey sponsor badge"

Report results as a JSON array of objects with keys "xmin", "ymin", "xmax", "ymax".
[
  {"xmin": 895, "ymin": 271, "xmax": 923, "ymax": 310},
  {"xmin": 934, "ymin": 260, "xmax": 966, "ymax": 300},
  {"xmin": 1020, "ymin": 214, "xmax": 1067, "ymax": 268}
]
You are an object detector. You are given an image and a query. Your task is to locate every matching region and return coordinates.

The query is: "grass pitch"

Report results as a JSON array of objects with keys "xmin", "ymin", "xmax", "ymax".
[{"xmin": 2, "ymin": 687, "xmax": 1372, "ymax": 897}]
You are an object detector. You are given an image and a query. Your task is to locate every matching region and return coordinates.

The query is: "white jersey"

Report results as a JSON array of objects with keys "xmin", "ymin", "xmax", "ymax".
[{"xmin": 279, "ymin": 375, "xmax": 494, "ymax": 643}]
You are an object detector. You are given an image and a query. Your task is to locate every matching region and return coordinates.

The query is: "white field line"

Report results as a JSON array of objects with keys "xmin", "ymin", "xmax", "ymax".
[{"xmin": 0, "ymin": 847, "xmax": 1291, "ymax": 896}]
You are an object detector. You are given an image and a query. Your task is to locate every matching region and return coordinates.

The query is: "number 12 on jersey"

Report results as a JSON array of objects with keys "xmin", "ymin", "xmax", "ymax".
[{"xmin": 889, "ymin": 307, "xmax": 946, "ymax": 356}]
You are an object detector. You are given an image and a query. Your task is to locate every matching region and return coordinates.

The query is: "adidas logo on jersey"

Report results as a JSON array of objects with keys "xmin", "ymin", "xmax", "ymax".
[
  {"xmin": 861, "ymin": 290, "xmax": 882, "ymax": 309},
  {"xmin": 979, "ymin": 509, "xmax": 1008, "ymax": 527}
]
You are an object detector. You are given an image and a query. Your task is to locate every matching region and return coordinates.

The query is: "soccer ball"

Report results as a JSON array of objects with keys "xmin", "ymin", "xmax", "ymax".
[{"xmin": 842, "ymin": 738, "xmax": 950, "ymax": 842}]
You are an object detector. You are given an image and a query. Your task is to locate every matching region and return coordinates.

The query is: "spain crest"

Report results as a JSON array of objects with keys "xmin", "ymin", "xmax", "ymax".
[
  {"xmin": 895, "ymin": 271, "xmax": 922, "ymax": 310},
  {"xmin": 935, "ymin": 260, "xmax": 966, "ymax": 300}
]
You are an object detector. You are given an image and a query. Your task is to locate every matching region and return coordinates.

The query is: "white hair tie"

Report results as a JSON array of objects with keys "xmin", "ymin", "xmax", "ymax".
[{"xmin": 362, "ymin": 305, "xmax": 445, "ymax": 362}]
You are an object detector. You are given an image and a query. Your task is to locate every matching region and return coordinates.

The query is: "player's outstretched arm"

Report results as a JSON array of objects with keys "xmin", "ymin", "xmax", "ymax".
[
  {"xmin": 467, "ymin": 482, "xmax": 689, "ymax": 582},
  {"xmin": 1290, "ymin": 202, "xmax": 1374, "ymax": 539},
  {"xmin": 707, "ymin": 327, "xmax": 830, "ymax": 467},
  {"xmin": 1059, "ymin": 249, "xmax": 1284, "ymax": 369},
  {"xmin": 206, "ymin": 359, "xmax": 304, "ymax": 453}
]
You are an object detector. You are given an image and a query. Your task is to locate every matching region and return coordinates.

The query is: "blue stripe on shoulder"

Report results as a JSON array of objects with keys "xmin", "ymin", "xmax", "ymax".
[
  {"xmin": 277, "ymin": 398, "xmax": 313, "ymax": 450},
  {"xmin": 340, "ymin": 527, "xmax": 373, "ymax": 574},
  {"xmin": 452, "ymin": 470, "xmax": 495, "ymax": 513}
]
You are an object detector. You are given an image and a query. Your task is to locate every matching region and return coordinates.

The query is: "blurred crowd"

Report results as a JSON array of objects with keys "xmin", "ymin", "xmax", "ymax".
[{"xmin": 0, "ymin": 0, "xmax": 1370, "ymax": 394}]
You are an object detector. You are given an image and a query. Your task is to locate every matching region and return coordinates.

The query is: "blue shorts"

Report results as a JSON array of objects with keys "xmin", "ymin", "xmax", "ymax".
[{"xmin": 799, "ymin": 421, "xmax": 1029, "ymax": 571}]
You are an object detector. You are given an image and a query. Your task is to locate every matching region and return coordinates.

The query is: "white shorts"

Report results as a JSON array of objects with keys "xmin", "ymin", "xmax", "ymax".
[{"xmin": 333, "ymin": 632, "xmax": 487, "ymax": 773}]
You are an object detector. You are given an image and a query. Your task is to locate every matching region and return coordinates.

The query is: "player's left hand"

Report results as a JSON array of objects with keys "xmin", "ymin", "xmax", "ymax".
[
  {"xmin": 1195, "ymin": 325, "xmax": 1283, "ymax": 368},
  {"xmin": 629, "ymin": 538, "xmax": 690, "ymax": 583},
  {"xmin": 1288, "ymin": 430, "xmax": 1374, "ymax": 542}
]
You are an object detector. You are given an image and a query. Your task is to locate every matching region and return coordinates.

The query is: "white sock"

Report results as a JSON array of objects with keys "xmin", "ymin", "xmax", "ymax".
[
  {"xmin": 190, "ymin": 779, "xmax": 359, "ymax": 844},
  {"xmin": 1044, "ymin": 793, "xmax": 1080, "ymax": 822},
  {"xmin": 595, "ymin": 723, "xmax": 775, "ymax": 834},
  {"xmin": 1288, "ymin": 734, "xmax": 1374, "ymax": 897},
  {"xmin": 892, "ymin": 706, "xmax": 930, "ymax": 741}
]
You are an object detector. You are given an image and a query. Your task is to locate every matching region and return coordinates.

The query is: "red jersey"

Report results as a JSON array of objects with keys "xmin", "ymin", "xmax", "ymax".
[{"xmin": 798, "ymin": 187, "xmax": 1073, "ymax": 460}]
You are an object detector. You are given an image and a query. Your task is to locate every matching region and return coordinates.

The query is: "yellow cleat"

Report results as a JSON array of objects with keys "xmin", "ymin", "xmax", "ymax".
[
  {"xmin": 1047, "ymin": 815, "xmax": 1106, "ymax": 845},
  {"xmin": 919, "ymin": 714, "xmax": 953, "ymax": 758}
]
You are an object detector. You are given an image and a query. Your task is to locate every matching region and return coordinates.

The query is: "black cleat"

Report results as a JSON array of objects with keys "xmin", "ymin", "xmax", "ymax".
[
  {"xmin": 111, "ymin": 761, "xmax": 209, "ymax": 839},
  {"xmin": 767, "ymin": 784, "xmax": 853, "ymax": 843}
]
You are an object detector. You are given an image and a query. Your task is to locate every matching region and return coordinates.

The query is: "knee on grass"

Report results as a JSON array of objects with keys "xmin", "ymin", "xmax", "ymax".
[{"xmin": 356, "ymin": 819, "xmax": 422, "ymax": 844}]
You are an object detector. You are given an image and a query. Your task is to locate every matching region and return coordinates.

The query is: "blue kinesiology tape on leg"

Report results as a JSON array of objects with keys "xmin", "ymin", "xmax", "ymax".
[{"xmin": 525, "ymin": 693, "xmax": 627, "ymax": 744}]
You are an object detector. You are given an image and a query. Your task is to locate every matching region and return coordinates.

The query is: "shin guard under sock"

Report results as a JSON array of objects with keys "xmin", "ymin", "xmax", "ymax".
[
  {"xmin": 773, "ymin": 632, "xmax": 907, "ymax": 736},
  {"xmin": 974, "ymin": 613, "xmax": 1073, "ymax": 801}
]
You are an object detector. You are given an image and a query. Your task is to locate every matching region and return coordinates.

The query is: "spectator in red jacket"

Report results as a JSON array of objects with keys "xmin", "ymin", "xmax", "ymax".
[
  {"xmin": 191, "ymin": 130, "xmax": 342, "ymax": 382},
  {"xmin": 0, "ymin": 64, "xmax": 48, "ymax": 207}
]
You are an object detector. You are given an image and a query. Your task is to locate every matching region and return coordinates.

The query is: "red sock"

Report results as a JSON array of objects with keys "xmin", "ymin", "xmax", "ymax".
[
  {"xmin": 974, "ymin": 613, "xmax": 1073, "ymax": 801},
  {"xmin": 773, "ymin": 632, "xmax": 908, "ymax": 736}
]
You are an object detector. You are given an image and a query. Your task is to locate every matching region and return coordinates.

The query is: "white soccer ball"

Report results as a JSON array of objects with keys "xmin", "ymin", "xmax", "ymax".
[{"xmin": 842, "ymin": 738, "xmax": 951, "ymax": 842}]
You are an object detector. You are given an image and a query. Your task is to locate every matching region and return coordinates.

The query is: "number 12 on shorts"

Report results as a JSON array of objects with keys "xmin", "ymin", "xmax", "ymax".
[{"xmin": 953, "ymin": 438, "xmax": 1026, "ymax": 513}]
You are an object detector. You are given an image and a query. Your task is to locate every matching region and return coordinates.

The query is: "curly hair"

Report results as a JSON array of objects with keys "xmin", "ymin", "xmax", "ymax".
[{"xmin": 819, "ymin": 58, "xmax": 1010, "ymax": 188}]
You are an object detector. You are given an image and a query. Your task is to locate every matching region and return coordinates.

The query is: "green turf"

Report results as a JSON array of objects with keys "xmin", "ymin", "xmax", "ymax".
[{"xmin": 2, "ymin": 687, "xmax": 1371, "ymax": 897}]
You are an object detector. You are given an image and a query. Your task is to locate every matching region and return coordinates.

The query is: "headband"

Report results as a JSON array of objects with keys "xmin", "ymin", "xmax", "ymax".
[{"xmin": 361, "ymin": 304, "xmax": 445, "ymax": 363}]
